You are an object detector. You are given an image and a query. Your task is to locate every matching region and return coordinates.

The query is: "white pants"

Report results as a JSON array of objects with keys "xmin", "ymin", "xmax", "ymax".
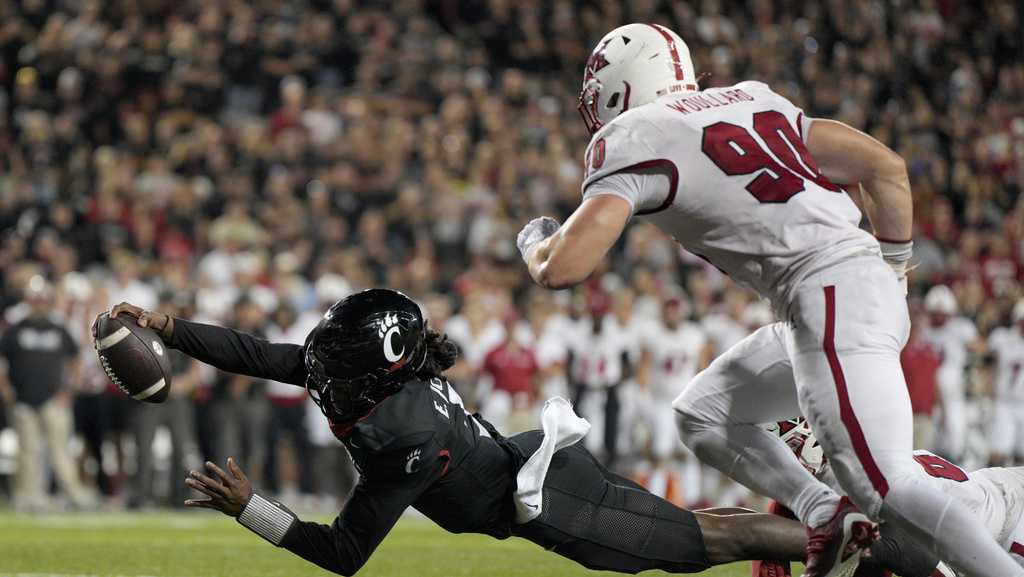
[
  {"xmin": 675, "ymin": 255, "xmax": 914, "ymax": 516},
  {"xmin": 936, "ymin": 381, "xmax": 967, "ymax": 459},
  {"xmin": 992, "ymin": 401, "xmax": 1024, "ymax": 460},
  {"xmin": 650, "ymin": 393, "xmax": 684, "ymax": 460},
  {"xmin": 675, "ymin": 255, "xmax": 1024, "ymax": 575}
]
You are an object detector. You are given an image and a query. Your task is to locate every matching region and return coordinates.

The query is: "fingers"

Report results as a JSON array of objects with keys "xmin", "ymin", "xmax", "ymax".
[
  {"xmin": 185, "ymin": 477, "xmax": 224, "ymax": 500},
  {"xmin": 227, "ymin": 457, "xmax": 248, "ymax": 483},
  {"xmin": 190, "ymin": 469, "xmax": 228, "ymax": 496},
  {"xmin": 109, "ymin": 303, "xmax": 146, "ymax": 325},
  {"xmin": 184, "ymin": 498, "xmax": 222, "ymax": 510},
  {"xmin": 90, "ymin": 313, "xmax": 103, "ymax": 339},
  {"xmin": 205, "ymin": 461, "xmax": 233, "ymax": 486}
]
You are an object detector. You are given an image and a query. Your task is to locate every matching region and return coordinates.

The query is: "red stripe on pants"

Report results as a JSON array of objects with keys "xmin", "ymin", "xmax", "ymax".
[
  {"xmin": 1011, "ymin": 541, "xmax": 1024, "ymax": 556},
  {"xmin": 823, "ymin": 285, "xmax": 890, "ymax": 497}
]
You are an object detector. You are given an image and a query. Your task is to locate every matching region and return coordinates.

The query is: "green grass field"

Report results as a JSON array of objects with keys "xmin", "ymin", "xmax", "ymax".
[{"xmin": 0, "ymin": 512, "xmax": 773, "ymax": 577}]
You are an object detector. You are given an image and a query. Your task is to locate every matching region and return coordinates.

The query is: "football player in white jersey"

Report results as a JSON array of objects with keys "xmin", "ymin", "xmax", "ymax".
[
  {"xmin": 515, "ymin": 22, "xmax": 1022, "ymax": 577},
  {"xmin": 772, "ymin": 416, "xmax": 1024, "ymax": 571},
  {"xmin": 989, "ymin": 300, "xmax": 1024, "ymax": 466},
  {"xmin": 638, "ymin": 295, "xmax": 712, "ymax": 502},
  {"xmin": 919, "ymin": 285, "xmax": 982, "ymax": 461}
]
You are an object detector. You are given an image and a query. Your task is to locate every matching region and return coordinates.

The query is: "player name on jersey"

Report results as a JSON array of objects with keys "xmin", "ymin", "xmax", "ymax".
[{"xmin": 665, "ymin": 88, "xmax": 755, "ymax": 115}]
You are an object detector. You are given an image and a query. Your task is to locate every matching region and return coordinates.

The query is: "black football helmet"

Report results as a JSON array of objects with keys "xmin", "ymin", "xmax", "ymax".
[{"xmin": 304, "ymin": 288, "xmax": 428, "ymax": 423}]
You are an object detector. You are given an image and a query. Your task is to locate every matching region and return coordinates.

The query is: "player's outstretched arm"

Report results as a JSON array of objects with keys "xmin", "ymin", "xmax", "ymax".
[
  {"xmin": 806, "ymin": 119, "xmax": 914, "ymax": 291},
  {"xmin": 187, "ymin": 448, "xmax": 443, "ymax": 576},
  {"xmin": 518, "ymin": 195, "xmax": 632, "ymax": 289},
  {"xmin": 99, "ymin": 302, "xmax": 308, "ymax": 386}
]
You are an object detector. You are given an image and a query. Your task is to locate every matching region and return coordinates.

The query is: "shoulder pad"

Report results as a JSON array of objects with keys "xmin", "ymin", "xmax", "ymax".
[
  {"xmin": 351, "ymin": 383, "xmax": 438, "ymax": 453},
  {"xmin": 732, "ymin": 80, "xmax": 773, "ymax": 94}
]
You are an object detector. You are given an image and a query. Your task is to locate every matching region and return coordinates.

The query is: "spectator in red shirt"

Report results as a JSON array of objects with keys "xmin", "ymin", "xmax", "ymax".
[
  {"xmin": 902, "ymin": 313, "xmax": 943, "ymax": 451},
  {"xmin": 269, "ymin": 76, "xmax": 307, "ymax": 140},
  {"xmin": 480, "ymin": 314, "xmax": 539, "ymax": 434}
]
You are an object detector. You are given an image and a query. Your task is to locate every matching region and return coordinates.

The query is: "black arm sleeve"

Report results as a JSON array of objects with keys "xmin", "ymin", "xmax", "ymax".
[
  {"xmin": 167, "ymin": 318, "xmax": 307, "ymax": 386},
  {"xmin": 278, "ymin": 443, "xmax": 443, "ymax": 576}
]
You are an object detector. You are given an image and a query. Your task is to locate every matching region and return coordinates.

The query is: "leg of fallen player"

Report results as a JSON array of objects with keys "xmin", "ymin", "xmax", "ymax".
[{"xmin": 693, "ymin": 510, "xmax": 806, "ymax": 563}]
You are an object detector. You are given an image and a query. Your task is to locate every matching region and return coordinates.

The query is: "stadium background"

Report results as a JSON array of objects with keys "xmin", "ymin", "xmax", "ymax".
[{"xmin": 0, "ymin": 0, "xmax": 1021, "ymax": 574}]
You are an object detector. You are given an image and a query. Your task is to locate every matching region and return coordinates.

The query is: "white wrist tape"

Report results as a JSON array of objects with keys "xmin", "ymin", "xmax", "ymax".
[
  {"xmin": 237, "ymin": 493, "xmax": 296, "ymax": 545},
  {"xmin": 878, "ymin": 239, "xmax": 913, "ymax": 264}
]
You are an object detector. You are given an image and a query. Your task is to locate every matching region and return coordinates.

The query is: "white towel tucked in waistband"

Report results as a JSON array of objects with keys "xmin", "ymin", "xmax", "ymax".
[{"xmin": 513, "ymin": 396, "xmax": 590, "ymax": 524}]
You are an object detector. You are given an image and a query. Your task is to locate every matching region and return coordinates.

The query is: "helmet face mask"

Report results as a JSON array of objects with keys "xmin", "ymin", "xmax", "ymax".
[
  {"xmin": 305, "ymin": 347, "xmax": 383, "ymax": 423},
  {"xmin": 577, "ymin": 79, "xmax": 603, "ymax": 135}
]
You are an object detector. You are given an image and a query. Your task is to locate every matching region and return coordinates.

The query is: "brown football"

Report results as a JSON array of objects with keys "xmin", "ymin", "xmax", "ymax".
[{"xmin": 94, "ymin": 313, "xmax": 172, "ymax": 403}]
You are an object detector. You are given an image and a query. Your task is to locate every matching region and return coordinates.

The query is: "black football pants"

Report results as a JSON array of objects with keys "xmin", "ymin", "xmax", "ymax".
[{"xmin": 508, "ymin": 431, "xmax": 710, "ymax": 574}]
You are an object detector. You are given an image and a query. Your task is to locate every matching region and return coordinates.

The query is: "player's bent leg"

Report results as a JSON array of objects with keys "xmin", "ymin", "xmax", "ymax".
[
  {"xmin": 510, "ymin": 440, "xmax": 711, "ymax": 573},
  {"xmin": 788, "ymin": 262, "xmax": 1024, "ymax": 577},
  {"xmin": 674, "ymin": 323, "xmax": 841, "ymax": 528}
]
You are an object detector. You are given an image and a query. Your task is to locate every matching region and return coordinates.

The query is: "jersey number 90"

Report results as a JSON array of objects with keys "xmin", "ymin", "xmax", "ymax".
[{"xmin": 702, "ymin": 110, "xmax": 841, "ymax": 203}]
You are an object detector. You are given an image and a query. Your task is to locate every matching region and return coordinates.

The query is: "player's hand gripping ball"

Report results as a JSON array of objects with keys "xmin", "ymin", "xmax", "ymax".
[{"xmin": 92, "ymin": 303, "xmax": 174, "ymax": 403}]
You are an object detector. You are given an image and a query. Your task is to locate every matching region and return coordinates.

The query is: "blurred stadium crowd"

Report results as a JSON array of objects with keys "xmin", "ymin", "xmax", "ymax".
[{"xmin": 0, "ymin": 0, "xmax": 1022, "ymax": 512}]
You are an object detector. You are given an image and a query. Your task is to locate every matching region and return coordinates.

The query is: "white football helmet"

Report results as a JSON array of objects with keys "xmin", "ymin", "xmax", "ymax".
[
  {"xmin": 762, "ymin": 418, "xmax": 826, "ymax": 477},
  {"xmin": 924, "ymin": 285, "xmax": 958, "ymax": 315},
  {"xmin": 578, "ymin": 23, "xmax": 699, "ymax": 134}
]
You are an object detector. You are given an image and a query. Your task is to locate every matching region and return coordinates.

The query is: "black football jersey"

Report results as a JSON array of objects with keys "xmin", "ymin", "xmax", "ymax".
[{"xmin": 344, "ymin": 377, "xmax": 516, "ymax": 535}]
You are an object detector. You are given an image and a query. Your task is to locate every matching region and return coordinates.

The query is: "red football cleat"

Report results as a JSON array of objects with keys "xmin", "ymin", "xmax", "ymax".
[
  {"xmin": 801, "ymin": 497, "xmax": 879, "ymax": 577},
  {"xmin": 852, "ymin": 564, "xmax": 890, "ymax": 577},
  {"xmin": 753, "ymin": 560, "xmax": 792, "ymax": 577}
]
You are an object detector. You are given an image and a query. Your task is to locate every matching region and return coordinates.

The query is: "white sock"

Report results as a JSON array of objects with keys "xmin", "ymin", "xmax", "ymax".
[{"xmin": 681, "ymin": 421, "xmax": 839, "ymax": 525}]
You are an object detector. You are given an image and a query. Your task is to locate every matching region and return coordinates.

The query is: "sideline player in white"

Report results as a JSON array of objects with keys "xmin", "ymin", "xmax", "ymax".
[
  {"xmin": 990, "ymin": 300, "xmax": 1024, "ymax": 466},
  {"xmin": 637, "ymin": 295, "xmax": 712, "ymax": 502},
  {"xmin": 919, "ymin": 285, "xmax": 982, "ymax": 461},
  {"xmin": 515, "ymin": 22, "xmax": 1022, "ymax": 577}
]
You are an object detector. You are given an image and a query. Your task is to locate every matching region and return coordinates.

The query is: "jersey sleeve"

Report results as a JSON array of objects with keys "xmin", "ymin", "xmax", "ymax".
[
  {"xmin": 168, "ymin": 318, "xmax": 307, "ymax": 386},
  {"xmin": 278, "ymin": 438, "xmax": 444, "ymax": 576},
  {"xmin": 581, "ymin": 117, "xmax": 678, "ymax": 215}
]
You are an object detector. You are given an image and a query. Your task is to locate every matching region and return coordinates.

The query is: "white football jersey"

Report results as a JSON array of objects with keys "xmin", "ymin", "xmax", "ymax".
[
  {"xmin": 912, "ymin": 452, "xmax": 1024, "ymax": 552},
  {"xmin": 642, "ymin": 321, "xmax": 707, "ymax": 398},
  {"xmin": 582, "ymin": 81, "xmax": 878, "ymax": 310},
  {"xmin": 568, "ymin": 318, "xmax": 632, "ymax": 389},
  {"xmin": 818, "ymin": 450, "xmax": 1024, "ymax": 551},
  {"xmin": 920, "ymin": 317, "xmax": 978, "ymax": 393},
  {"xmin": 989, "ymin": 327, "xmax": 1024, "ymax": 401}
]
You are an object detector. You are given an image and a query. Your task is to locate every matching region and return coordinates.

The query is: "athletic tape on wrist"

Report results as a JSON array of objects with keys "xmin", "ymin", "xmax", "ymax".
[
  {"xmin": 878, "ymin": 239, "xmax": 913, "ymax": 263},
  {"xmin": 237, "ymin": 493, "xmax": 296, "ymax": 545}
]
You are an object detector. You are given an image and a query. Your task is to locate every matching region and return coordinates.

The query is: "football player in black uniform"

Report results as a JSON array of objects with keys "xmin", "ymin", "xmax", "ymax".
[{"xmin": 100, "ymin": 290, "xmax": 938, "ymax": 576}]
